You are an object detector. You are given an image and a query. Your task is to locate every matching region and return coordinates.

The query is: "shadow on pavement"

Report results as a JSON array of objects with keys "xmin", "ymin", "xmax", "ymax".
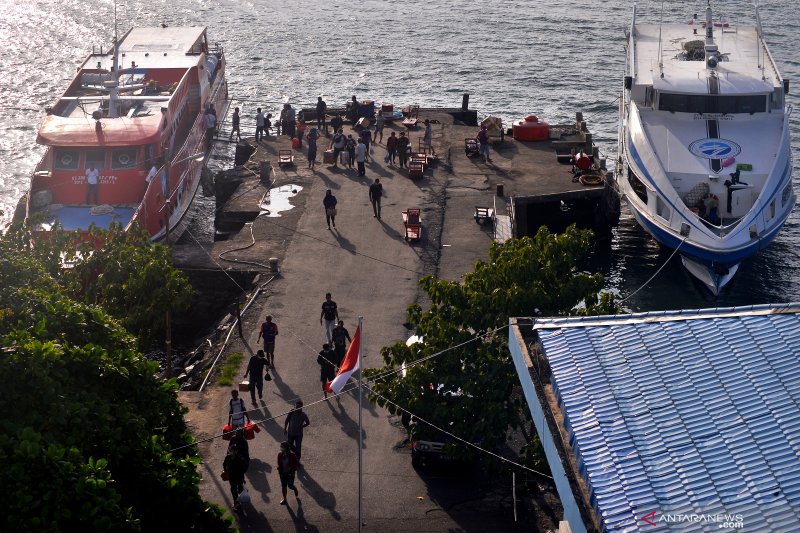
[
  {"xmin": 296, "ymin": 466, "xmax": 341, "ymax": 521},
  {"xmin": 286, "ymin": 498, "xmax": 321, "ymax": 532}
]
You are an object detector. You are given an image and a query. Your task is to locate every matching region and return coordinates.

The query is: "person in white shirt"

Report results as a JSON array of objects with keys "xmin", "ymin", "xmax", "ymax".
[{"xmin": 85, "ymin": 166, "xmax": 99, "ymax": 204}]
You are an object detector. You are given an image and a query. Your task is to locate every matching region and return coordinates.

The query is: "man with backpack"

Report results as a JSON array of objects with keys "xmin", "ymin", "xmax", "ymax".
[
  {"xmin": 223, "ymin": 429, "xmax": 250, "ymax": 512},
  {"xmin": 228, "ymin": 389, "xmax": 251, "ymax": 429}
]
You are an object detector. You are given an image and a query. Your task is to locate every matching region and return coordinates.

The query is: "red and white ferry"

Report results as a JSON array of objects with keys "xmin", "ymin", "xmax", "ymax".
[{"xmin": 27, "ymin": 26, "xmax": 228, "ymax": 240}]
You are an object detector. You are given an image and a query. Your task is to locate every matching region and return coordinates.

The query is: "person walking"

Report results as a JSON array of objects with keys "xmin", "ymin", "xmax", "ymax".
[
  {"xmin": 296, "ymin": 119, "xmax": 306, "ymax": 148},
  {"xmin": 85, "ymin": 165, "xmax": 100, "ymax": 204},
  {"xmin": 255, "ymin": 108, "xmax": 265, "ymax": 141},
  {"xmin": 373, "ymin": 112, "xmax": 386, "ymax": 143},
  {"xmin": 386, "ymin": 131, "xmax": 398, "ymax": 166},
  {"xmin": 320, "ymin": 292, "xmax": 339, "ymax": 342},
  {"xmin": 423, "ymin": 119, "xmax": 436, "ymax": 155},
  {"xmin": 331, "ymin": 320, "xmax": 351, "ymax": 366},
  {"xmin": 316, "ymin": 96, "xmax": 327, "ymax": 133},
  {"xmin": 323, "ymin": 190, "xmax": 337, "ymax": 229},
  {"xmin": 257, "ymin": 315, "xmax": 279, "ymax": 368},
  {"xmin": 369, "ymin": 178, "xmax": 383, "ymax": 219},
  {"xmin": 307, "ymin": 127, "xmax": 319, "ymax": 170},
  {"xmin": 205, "ymin": 107, "xmax": 217, "ymax": 145},
  {"xmin": 359, "ymin": 127, "xmax": 372, "ymax": 163},
  {"xmin": 346, "ymin": 134, "xmax": 356, "ymax": 169},
  {"xmin": 283, "ymin": 401, "xmax": 310, "ymax": 459},
  {"xmin": 276, "ymin": 442, "xmax": 299, "ymax": 505},
  {"xmin": 284, "ymin": 104, "xmax": 296, "ymax": 139},
  {"xmin": 228, "ymin": 389, "xmax": 251, "ymax": 429},
  {"xmin": 317, "ymin": 344, "xmax": 337, "ymax": 399},
  {"xmin": 331, "ymin": 129, "xmax": 346, "ymax": 168},
  {"xmin": 230, "ymin": 107, "xmax": 241, "ymax": 142},
  {"xmin": 223, "ymin": 430, "xmax": 250, "ymax": 512},
  {"xmin": 244, "ymin": 350, "xmax": 268, "ymax": 404},
  {"xmin": 478, "ymin": 124, "xmax": 492, "ymax": 163},
  {"xmin": 265, "ymin": 113, "xmax": 272, "ymax": 137},
  {"xmin": 397, "ymin": 131, "xmax": 410, "ymax": 169},
  {"xmin": 355, "ymin": 138, "xmax": 367, "ymax": 177}
]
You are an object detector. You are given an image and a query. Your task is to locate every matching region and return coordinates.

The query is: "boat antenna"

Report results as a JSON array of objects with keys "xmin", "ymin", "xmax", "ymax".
[
  {"xmin": 657, "ymin": 0, "xmax": 664, "ymax": 78},
  {"xmin": 109, "ymin": 0, "xmax": 120, "ymax": 118}
]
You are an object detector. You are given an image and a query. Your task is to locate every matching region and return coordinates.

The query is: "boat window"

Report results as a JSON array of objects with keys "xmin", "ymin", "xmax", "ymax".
[
  {"xmin": 768, "ymin": 199, "xmax": 776, "ymax": 221},
  {"xmin": 54, "ymin": 149, "xmax": 80, "ymax": 171},
  {"xmin": 85, "ymin": 149, "xmax": 106, "ymax": 170},
  {"xmin": 658, "ymin": 93, "xmax": 766, "ymax": 114},
  {"xmin": 111, "ymin": 148, "xmax": 137, "ymax": 170},
  {"xmin": 782, "ymin": 183, "xmax": 792, "ymax": 208},
  {"xmin": 627, "ymin": 168, "xmax": 648, "ymax": 204},
  {"xmin": 656, "ymin": 196, "xmax": 671, "ymax": 221}
]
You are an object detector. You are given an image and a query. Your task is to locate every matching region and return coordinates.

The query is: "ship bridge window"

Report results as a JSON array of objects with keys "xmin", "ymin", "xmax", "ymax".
[
  {"xmin": 54, "ymin": 149, "xmax": 80, "ymax": 171},
  {"xmin": 658, "ymin": 93, "xmax": 767, "ymax": 114},
  {"xmin": 85, "ymin": 149, "xmax": 106, "ymax": 170},
  {"xmin": 111, "ymin": 148, "xmax": 138, "ymax": 170}
]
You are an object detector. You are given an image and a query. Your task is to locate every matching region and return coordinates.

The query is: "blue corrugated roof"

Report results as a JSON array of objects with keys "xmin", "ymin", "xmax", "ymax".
[{"xmin": 534, "ymin": 303, "xmax": 800, "ymax": 532}]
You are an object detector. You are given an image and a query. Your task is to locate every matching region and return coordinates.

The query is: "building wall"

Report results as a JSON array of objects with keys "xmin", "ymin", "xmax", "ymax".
[{"xmin": 508, "ymin": 324, "xmax": 587, "ymax": 533}]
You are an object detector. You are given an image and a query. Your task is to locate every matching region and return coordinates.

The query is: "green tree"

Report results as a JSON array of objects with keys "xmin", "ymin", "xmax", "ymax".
[
  {"xmin": 365, "ymin": 225, "xmax": 616, "ymax": 464},
  {"xmin": 0, "ymin": 222, "xmax": 231, "ymax": 532},
  {"xmin": 61, "ymin": 222, "xmax": 194, "ymax": 350}
]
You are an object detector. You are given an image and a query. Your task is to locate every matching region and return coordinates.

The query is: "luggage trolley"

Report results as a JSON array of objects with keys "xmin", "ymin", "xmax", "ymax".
[{"xmin": 402, "ymin": 208, "xmax": 422, "ymax": 242}]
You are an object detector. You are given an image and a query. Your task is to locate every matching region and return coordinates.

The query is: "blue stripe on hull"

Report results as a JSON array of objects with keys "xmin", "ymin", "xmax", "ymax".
[{"xmin": 629, "ymin": 206, "xmax": 786, "ymax": 268}]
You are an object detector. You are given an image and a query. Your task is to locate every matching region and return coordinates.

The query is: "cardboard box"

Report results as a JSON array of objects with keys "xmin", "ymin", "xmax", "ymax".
[{"xmin": 239, "ymin": 380, "xmax": 249, "ymax": 392}]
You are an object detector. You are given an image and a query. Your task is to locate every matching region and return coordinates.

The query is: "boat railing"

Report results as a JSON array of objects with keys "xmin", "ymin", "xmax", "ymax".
[{"xmin": 696, "ymin": 214, "xmax": 744, "ymax": 236}]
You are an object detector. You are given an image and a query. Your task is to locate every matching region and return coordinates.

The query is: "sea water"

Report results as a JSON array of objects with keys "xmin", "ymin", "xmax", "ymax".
[{"xmin": 0, "ymin": 0, "xmax": 797, "ymax": 309}]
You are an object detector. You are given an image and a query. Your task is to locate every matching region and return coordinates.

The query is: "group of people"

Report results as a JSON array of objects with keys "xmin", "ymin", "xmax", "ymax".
[{"xmin": 221, "ymin": 291, "xmax": 358, "ymax": 511}]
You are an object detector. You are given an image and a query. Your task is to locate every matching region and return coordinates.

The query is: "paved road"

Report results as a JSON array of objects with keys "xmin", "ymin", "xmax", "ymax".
[{"xmin": 184, "ymin": 118, "xmax": 549, "ymax": 532}]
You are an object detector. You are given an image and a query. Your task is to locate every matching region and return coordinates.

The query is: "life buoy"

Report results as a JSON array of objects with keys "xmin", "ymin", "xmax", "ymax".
[{"xmin": 579, "ymin": 174, "xmax": 604, "ymax": 186}]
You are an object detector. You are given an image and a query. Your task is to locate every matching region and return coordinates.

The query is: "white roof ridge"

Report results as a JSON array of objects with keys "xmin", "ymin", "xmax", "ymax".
[{"xmin": 517, "ymin": 302, "xmax": 800, "ymax": 330}]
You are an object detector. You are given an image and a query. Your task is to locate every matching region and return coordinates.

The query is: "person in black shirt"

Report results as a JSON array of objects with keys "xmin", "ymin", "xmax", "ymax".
[
  {"xmin": 330, "ymin": 113, "xmax": 343, "ymax": 137},
  {"xmin": 317, "ymin": 344, "xmax": 337, "ymax": 399},
  {"xmin": 369, "ymin": 178, "xmax": 383, "ymax": 219},
  {"xmin": 331, "ymin": 321, "xmax": 351, "ymax": 366},
  {"xmin": 320, "ymin": 292, "xmax": 339, "ymax": 344},
  {"xmin": 244, "ymin": 350, "xmax": 268, "ymax": 403},
  {"xmin": 316, "ymin": 96, "xmax": 327, "ymax": 133}
]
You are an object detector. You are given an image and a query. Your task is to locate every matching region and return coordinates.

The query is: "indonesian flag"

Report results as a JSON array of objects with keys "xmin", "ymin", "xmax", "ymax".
[{"xmin": 326, "ymin": 325, "xmax": 360, "ymax": 395}]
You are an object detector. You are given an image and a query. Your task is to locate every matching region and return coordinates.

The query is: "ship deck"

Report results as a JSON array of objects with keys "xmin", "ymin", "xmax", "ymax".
[{"xmin": 34, "ymin": 205, "xmax": 137, "ymax": 232}]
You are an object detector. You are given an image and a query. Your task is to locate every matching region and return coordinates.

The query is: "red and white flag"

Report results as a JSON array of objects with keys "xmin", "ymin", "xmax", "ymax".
[{"xmin": 326, "ymin": 325, "xmax": 360, "ymax": 395}]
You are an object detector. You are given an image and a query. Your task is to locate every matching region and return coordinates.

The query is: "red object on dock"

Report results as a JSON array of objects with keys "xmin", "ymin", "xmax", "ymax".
[
  {"xmin": 381, "ymin": 103, "xmax": 393, "ymax": 113},
  {"xmin": 243, "ymin": 422, "xmax": 257, "ymax": 440},
  {"xmin": 513, "ymin": 115, "xmax": 550, "ymax": 141},
  {"xmin": 292, "ymin": 137, "xmax": 301, "ymax": 149},
  {"xmin": 222, "ymin": 424, "xmax": 234, "ymax": 440}
]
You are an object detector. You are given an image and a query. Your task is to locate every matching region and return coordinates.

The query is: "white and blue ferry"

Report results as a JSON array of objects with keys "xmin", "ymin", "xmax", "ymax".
[{"xmin": 618, "ymin": 1, "xmax": 794, "ymax": 294}]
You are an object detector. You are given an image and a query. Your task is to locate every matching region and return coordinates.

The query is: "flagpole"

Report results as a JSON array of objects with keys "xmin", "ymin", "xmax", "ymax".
[{"xmin": 357, "ymin": 316, "xmax": 363, "ymax": 533}]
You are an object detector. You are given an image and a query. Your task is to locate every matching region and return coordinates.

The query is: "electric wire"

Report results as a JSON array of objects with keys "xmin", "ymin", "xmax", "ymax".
[{"xmin": 168, "ymin": 324, "xmax": 511, "ymax": 454}]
